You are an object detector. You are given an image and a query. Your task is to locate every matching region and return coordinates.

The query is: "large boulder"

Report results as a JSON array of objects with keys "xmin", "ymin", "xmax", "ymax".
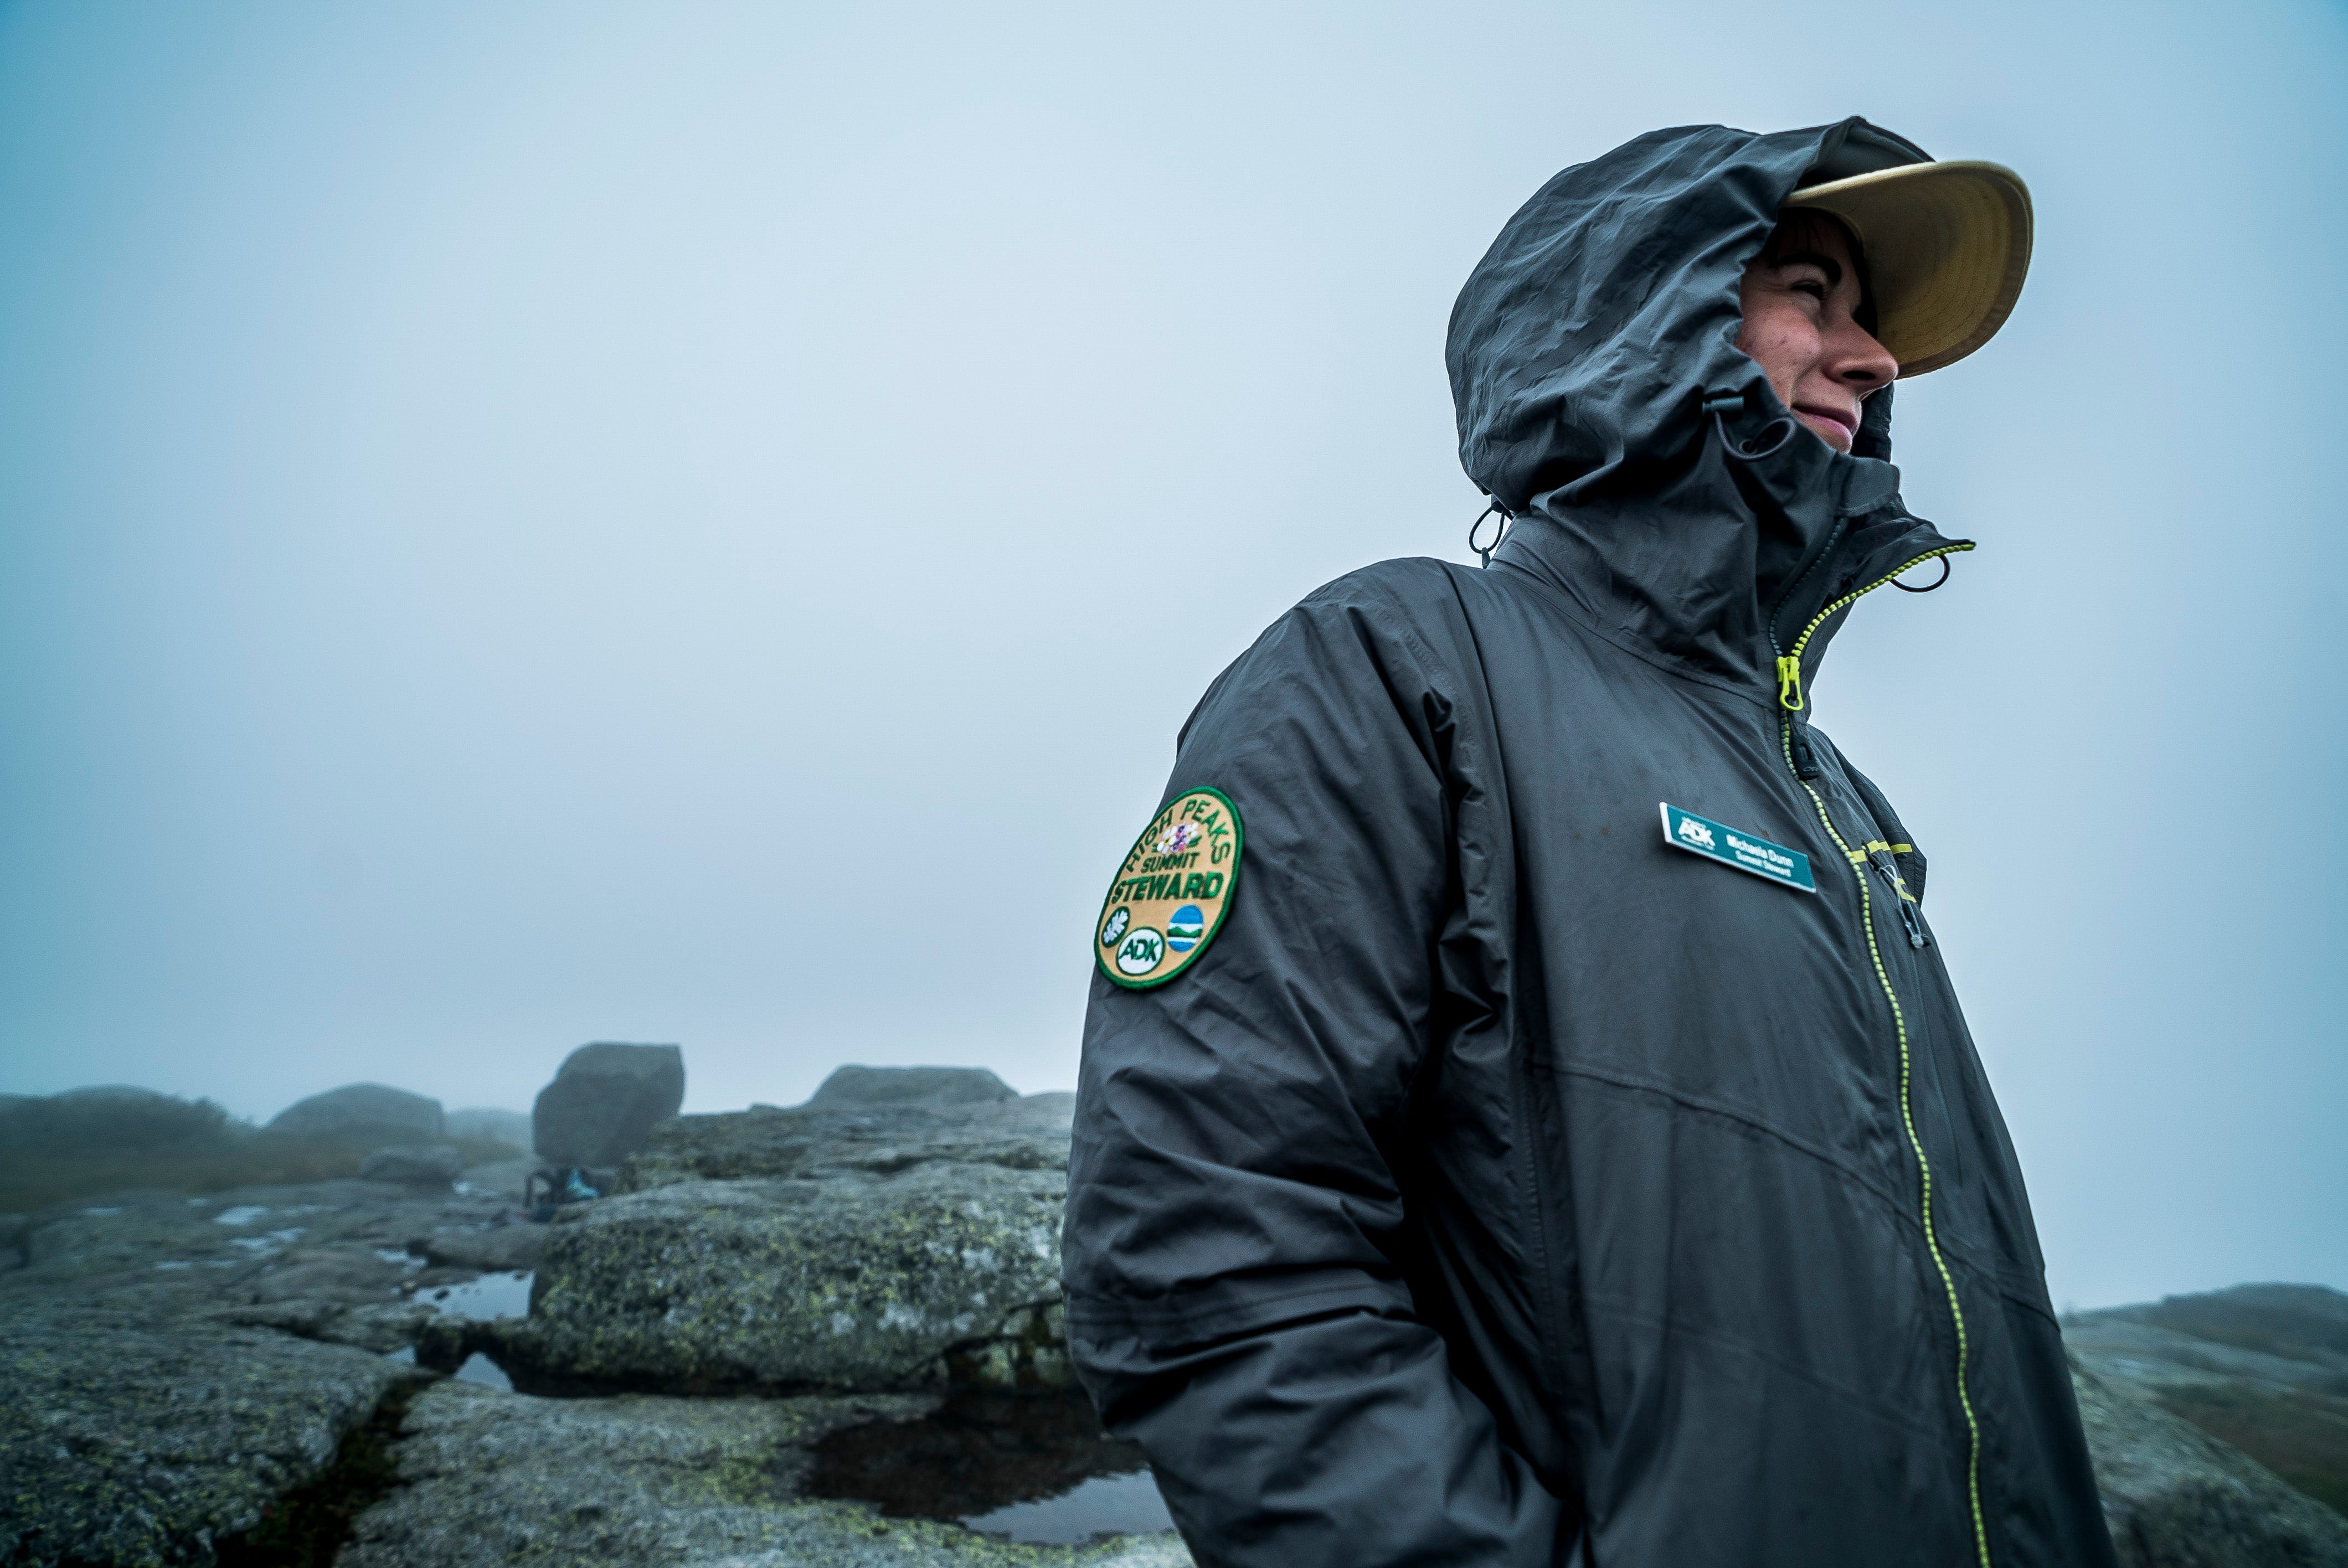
[
  {"xmin": 0, "ymin": 1297, "xmax": 420, "ymax": 1566},
  {"xmin": 478, "ymin": 1083, "xmax": 1077, "ymax": 1394},
  {"xmin": 532, "ymin": 1043, "xmax": 685, "ymax": 1167},
  {"xmin": 269, "ymin": 1082, "xmax": 445, "ymax": 1146},
  {"xmin": 2073, "ymin": 1356, "xmax": 2348, "ymax": 1565},
  {"xmin": 360, "ymin": 1143, "xmax": 466, "ymax": 1187},
  {"xmin": 807, "ymin": 1064, "xmax": 1018, "ymax": 1110},
  {"xmin": 48, "ymin": 1082, "xmax": 178, "ymax": 1106}
]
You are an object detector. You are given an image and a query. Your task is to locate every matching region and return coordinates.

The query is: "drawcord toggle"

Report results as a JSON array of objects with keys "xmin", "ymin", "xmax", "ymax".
[{"xmin": 1775, "ymin": 654, "xmax": 1805, "ymax": 711}]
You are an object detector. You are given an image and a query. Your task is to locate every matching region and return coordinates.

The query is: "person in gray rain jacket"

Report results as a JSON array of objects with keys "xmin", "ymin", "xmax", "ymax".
[{"xmin": 1063, "ymin": 117, "xmax": 2119, "ymax": 1568}]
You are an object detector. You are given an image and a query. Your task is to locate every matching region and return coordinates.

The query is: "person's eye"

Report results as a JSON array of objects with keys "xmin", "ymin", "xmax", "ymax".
[{"xmin": 1792, "ymin": 277, "xmax": 1829, "ymax": 302}]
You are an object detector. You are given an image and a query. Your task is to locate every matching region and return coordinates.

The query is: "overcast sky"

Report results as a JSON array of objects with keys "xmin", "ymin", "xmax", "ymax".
[{"xmin": 2, "ymin": 1, "xmax": 2341, "ymax": 1311}]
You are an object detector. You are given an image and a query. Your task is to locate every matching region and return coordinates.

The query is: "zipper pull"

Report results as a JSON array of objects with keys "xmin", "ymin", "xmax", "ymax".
[
  {"xmin": 1787, "ymin": 721, "xmax": 1822, "ymax": 781},
  {"xmin": 1869, "ymin": 849, "xmax": 1929, "ymax": 949},
  {"xmin": 1775, "ymin": 654, "xmax": 1805, "ymax": 711}
]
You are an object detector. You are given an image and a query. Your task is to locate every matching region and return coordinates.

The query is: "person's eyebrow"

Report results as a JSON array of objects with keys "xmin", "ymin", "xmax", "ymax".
[{"xmin": 1767, "ymin": 249, "xmax": 1843, "ymax": 287}]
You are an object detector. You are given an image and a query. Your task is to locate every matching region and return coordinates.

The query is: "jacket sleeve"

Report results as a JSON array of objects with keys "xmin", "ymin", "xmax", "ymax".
[{"xmin": 1062, "ymin": 581, "xmax": 1565, "ymax": 1568}]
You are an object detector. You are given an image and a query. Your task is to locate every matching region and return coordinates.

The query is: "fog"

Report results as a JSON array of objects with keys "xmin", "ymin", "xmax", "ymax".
[{"xmin": 2, "ymin": 1, "xmax": 2341, "ymax": 1311}]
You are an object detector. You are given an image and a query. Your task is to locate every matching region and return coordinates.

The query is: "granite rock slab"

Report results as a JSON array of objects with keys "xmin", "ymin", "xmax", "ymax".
[
  {"xmin": 0, "ymin": 1297, "xmax": 420, "ymax": 1567},
  {"xmin": 2074, "ymin": 1357, "xmax": 2348, "ymax": 1566},
  {"xmin": 339, "ymin": 1380, "xmax": 1192, "ymax": 1568}
]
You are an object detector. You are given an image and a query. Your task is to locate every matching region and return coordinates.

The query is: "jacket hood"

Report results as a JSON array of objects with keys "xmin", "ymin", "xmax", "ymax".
[{"xmin": 1447, "ymin": 118, "xmax": 1971, "ymax": 698}]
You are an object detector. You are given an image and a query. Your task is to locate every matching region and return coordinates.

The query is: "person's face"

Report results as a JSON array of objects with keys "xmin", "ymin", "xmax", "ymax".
[{"xmin": 1734, "ymin": 214, "xmax": 1899, "ymax": 453}]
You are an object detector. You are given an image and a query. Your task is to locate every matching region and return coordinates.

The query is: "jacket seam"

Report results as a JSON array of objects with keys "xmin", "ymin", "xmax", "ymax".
[
  {"xmin": 1361, "ymin": 570, "xmax": 1577, "ymax": 1434},
  {"xmin": 1432, "ymin": 564, "xmax": 1578, "ymax": 1432},
  {"xmin": 1577, "ymin": 1291, "xmax": 1964, "ymax": 1451},
  {"xmin": 1551, "ymin": 1061, "xmax": 2049, "ymax": 1312},
  {"xmin": 1549, "ymin": 1060, "xmax": 1911, "ymax": 1210}
]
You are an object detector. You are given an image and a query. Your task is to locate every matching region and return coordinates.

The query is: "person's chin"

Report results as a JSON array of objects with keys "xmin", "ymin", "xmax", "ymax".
[{"xmin": 1795, "ymin": 412, "xmax": 1854, "ymax": 452}]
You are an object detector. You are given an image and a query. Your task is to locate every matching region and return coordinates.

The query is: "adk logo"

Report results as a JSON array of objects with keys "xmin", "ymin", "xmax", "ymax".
[
  {"xmin": 1114, "ymin": 928, "xmax": 1166, "ymax": 977},
  {"xmin": 1676, "ymin": 816, "xmax": 1716, "ymax": 850}
]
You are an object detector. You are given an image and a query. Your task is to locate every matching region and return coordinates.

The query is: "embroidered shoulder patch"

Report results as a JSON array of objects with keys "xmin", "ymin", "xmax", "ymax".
[{"xmin": 1094, "ymin": 787, "xmax": 1243, "ymax": 989}]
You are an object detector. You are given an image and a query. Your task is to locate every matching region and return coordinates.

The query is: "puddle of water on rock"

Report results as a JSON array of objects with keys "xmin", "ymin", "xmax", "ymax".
[
  {"xmin": 806, "ymin": 1390, "xmax": 1176, "ymax": 1545},
  {"xmin": 417, "ymin": 1269, "xmax": 532, "ymax": 1321},
  {"xmin": 454, "ymin": 1351, "xmax": 513, "ymax": 1390},
  {"xmin": 960, "ymin": 1470, "xmax": 1175, "ymax": 1544},
  {"xmin": 213, "ymin": 1205, "xmax": 270, "ymax": 1227},
  {"xmin": 384, "ymin": 1345, "xmax": 514, "ymax": 1391},
  {"xmin": 230, "ymin": 1226, "xmax": 306, "ymax": 1257}
]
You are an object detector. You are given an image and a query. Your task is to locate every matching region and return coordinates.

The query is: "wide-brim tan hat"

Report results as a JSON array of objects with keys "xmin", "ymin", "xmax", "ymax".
[{"xmin": 1784, "ymin": 160, "xmax": 2032, "ymax": 377}]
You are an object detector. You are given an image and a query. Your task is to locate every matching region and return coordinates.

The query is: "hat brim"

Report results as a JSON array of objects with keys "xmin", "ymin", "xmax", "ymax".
[{"xmin": 1785, "ymin": 159, "xmax": 2032, "ymax": 377}]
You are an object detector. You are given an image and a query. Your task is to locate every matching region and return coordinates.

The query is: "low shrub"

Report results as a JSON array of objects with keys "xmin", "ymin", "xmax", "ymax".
[{"xmin": 0, "ymin": 1094, "xmax": 529, "ymax": 1213}]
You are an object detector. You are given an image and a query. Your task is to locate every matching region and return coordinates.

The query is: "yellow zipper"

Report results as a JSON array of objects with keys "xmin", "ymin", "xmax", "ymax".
[
  {"xmin": 1776, "ymin": 543, "xmax": 1976, "ymax": 712},
  {"xmin": 1775, "ymin": 544, "xmax": 1990, "ymax": 1568}
]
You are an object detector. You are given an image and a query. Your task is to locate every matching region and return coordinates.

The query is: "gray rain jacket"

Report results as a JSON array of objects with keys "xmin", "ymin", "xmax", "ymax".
[{"xmin": 1063, "ymin": 118, "xmax": 2116, "ymax": 1568}]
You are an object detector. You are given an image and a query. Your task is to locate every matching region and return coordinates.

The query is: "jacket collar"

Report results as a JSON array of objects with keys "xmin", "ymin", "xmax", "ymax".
[
  {"xmin": 1450, "ymin": 118, "xmax": 1969, "ymax": 705},
  {"xmin": 1490, "ymin": 406, "xmax": 1963, "ymax": 698}
]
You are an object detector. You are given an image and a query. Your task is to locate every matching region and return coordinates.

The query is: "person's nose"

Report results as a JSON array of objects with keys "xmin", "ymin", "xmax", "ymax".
[{"xmin": 1830, "ymin": 318, "xmax": 1900, "ymax": 390}]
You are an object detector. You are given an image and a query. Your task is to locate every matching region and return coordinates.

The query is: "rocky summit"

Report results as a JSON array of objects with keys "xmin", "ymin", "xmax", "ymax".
[
  {"xmin": 532, "ymin": 1041, "xmax": 687, "ymax": 1168},
  {"xmin": 0, "ymin": 1157, "xmax": 534, "ymax": 1565},
  {"xmin": 2067, "ymin": 1284, "xmax": 2348, "ymax": 1565},
  {"xmin": 0, "ymin": 1067, "xmax": 1187, "ymax": 1567},
  {"xmin": 4, "ymin": 1064, "xmax": 2343, "ymax": 1567}
]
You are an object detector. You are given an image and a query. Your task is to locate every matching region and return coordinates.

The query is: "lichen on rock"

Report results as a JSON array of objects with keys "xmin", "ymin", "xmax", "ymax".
[
  {"xmin": 0, "ymin": 1298, "xmax": 424, "ymax": 1567},
  {"xmin": 487, "ymin": 1160, "xmax": 1066, "ymax": 1394},
  {"xmin": 337, "ymin": 1380, "xmax": 1191, "ymax": 1568}
]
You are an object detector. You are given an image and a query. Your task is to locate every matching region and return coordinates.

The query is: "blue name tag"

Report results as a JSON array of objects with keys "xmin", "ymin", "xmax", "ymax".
[{"xmin": 1659, "ymin": 803, "xmax": 1815, "ymax": 893}]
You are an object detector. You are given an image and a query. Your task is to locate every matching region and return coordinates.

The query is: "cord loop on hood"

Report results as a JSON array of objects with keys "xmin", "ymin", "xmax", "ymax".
[
  {"xmin": 1717, "ymin": 407, "xmax": 1799, "ymax": 462},
  {"xmin": 1468, "ymin": 499, "xmax": 1511, "ymax": 569},
  {"xmin": 1889, "ymin": 554, "xmax": 1954, "ymax": 593}
]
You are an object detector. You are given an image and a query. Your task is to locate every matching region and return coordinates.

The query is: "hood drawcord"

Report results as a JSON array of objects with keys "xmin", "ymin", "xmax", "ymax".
[
  {"xmin": 1706, "ymin": 387, "xmax": 1799, "ymax": 461},
  {"xmin": 1469, "ymin": 496, "xmax": 1513, "ymax": 569}
]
